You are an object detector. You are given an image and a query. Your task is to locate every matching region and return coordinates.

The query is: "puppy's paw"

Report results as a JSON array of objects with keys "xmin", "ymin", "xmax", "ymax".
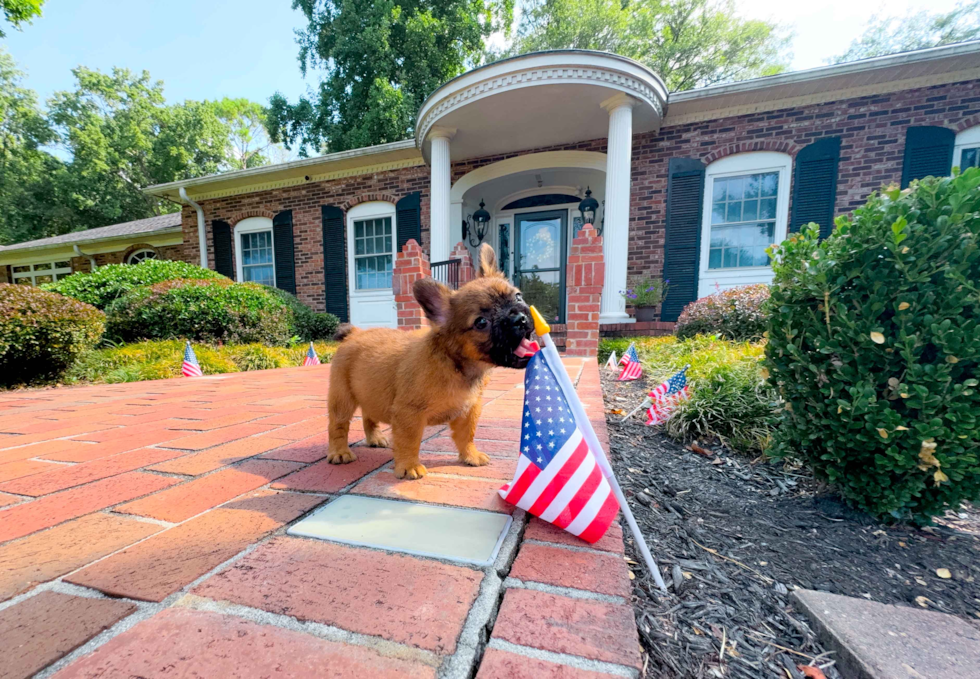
[
  {"xmin": 366, "ymin": 433, "xmax": 391, "ymax": 448},
  {"xmin": 327, "ymin": 449, "xmax": 357, "ymax": 464},
  {"xmin": 460, "ymin": 450, "xmax": 491, "ymax": 467},
  {"xmin": 394, "ymin": 462, "xmax": 427, "ymax": 480}
]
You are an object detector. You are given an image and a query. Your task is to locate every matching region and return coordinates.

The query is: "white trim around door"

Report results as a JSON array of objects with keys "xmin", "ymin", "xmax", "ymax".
[{"xmin": 347, "ymin": 201, "xmax": 397, "ymax": 328}]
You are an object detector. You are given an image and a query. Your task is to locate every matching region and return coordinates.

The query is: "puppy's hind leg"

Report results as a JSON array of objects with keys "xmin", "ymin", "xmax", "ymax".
[
  {"xmin": 327, "ymin": 380, "xmax": 358, "ymax": 465},
  {"xmin": 451, "ymin": 403, "xmax": 490, "ymax": 468},
  {"xmin": 363, "ymin": 417, "xmax": 391, "ymax": 448}
]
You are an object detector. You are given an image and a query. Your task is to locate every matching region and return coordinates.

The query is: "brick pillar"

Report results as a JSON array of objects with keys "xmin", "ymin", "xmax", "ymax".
[
  {"xmin": 450, "ymin": 241, "xmax": 475, "ymax": 286},
  {"xmin": 565, "ymin": 225, "xmax": 604, "ymax": 357},
  {"xmin": 392, "ymin": 239, "xmax": 431, "ymax": 331}
]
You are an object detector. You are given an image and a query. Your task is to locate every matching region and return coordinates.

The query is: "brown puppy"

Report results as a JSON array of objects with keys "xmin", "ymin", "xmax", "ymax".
[{"xmin": 327, "ymin": 244, "xmax": 535, "ymax": 479}]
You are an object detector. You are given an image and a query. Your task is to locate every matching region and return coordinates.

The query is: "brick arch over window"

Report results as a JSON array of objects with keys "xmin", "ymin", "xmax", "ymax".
[
  {"xmin": 340, "ymin": 193, "xmax": 400, "ymax": 211},
  {"xmin": 956, "ymin": 116, "xmax": 980, "ymax": 132},
  {"xmin": 702, "ymin": 140, "xmax": 799, "ymax": 165},
  {"xmin": 121, "ymin": 243, "xmax": 158, "ymax": 262},
  {"xmin": 228, "ymin": 209, "xmax": 277, "ymax": 226}
]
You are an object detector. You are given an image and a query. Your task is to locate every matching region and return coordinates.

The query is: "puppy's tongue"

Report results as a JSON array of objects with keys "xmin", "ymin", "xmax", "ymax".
[{"xmin": 513, "ymin": 338, "xmax": 540, "ymax": 358}]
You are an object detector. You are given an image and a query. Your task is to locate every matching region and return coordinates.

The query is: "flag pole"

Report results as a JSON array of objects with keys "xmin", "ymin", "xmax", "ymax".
[{"xmin": 529, "ymin": 307, "xmax": 669, "ymax": 594}]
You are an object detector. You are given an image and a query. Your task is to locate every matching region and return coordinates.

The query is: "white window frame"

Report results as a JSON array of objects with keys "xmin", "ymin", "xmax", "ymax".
[
  {"xmin": 699, "ymin": 152, "xmax": 792, "ymax": 298},
  {"xmin": 126, "ymin": 248, "xmax": 158, "ymax": 265},
  {"xmin": 347, "ymin": 202, "xmax": 397, "ymax": 294},
  {"xmin": 234, "ymin": 216, "xmax": 276, "ymax": 286},
  {"xmin": 11, "ymin": 259, "xmax": 73, "ymax": 286},
  {"xmin": 953, "ymin": 126, "xmax": 980, "ymax": 172}
]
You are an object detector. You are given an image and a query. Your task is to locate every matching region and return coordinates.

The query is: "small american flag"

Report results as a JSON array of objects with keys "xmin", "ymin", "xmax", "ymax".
[
  {"xmin": 645, "ymin": 366, "xmax": 690, "ymax": 426},
  {"xmin": 618, "ymin": 343, "xmax": 642, "ymax": 381},
  {"xmin": 499, "ymin": 350, "xmax": 619, "ymax": 543},
  {"xmin": 302, "ymin": 342, "xmax": 321, "ymax": 367},
  {"xmin": 181, "ymin": 342, "xmax": 203, "ymax": 377}
]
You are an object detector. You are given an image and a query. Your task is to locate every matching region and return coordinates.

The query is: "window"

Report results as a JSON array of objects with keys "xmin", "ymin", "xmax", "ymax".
[
  {"xmin": 954, "ymin": 126, "xmax": 980, "ymax": 171},
  {"xmin": 708, "ymin": 171, "xmax": 779, "ymax": 269},
  {"xmin": 353, "ymin": 216, "xmax": 393, "ymax": 290},
  {"xmin": 699, "ymin": 152, "xmax": 792, "ymax": 297},
  {"xmin": 11, "ymin": 260, "xmax": 72, "ymax": 286},
  {"xmin": 233, "ymin": 217, "xmax": 275, "ymax": 287},
  {"xmin": 126, "ymin": 248, "xmax": 157, "ymax": 265}
]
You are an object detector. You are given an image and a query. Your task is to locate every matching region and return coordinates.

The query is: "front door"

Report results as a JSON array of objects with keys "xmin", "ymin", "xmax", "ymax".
[{"xmin": 514, "ymin": 210, "xmax": 567, "ymax": 323}]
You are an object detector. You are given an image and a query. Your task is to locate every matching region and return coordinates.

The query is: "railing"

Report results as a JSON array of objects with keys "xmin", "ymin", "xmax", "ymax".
[{"xmin": 430, "ymin": 258, "xmax": 461, "ymax": 290}]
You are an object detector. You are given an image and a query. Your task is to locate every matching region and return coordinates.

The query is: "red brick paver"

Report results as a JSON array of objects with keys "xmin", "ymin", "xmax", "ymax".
[
  {"xmin": 510, "ymin": 542, "xmax": 632, "ymax": 598},
  {"xmin": 352, "ymin": 470, "xmax": 513, "ymax": 512},
  {"xmin": 270, "ymin": 447, "xmax": 391, "ymax": 492},
  {"xmin": 477, "ymin": 648, "xmax": 622, "ymax": 679}
]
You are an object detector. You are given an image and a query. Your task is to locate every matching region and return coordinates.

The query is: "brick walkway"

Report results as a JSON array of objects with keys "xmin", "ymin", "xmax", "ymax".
[{"xmin": 0, "ymin": 359, "xmax": 641, "ymax": 679}]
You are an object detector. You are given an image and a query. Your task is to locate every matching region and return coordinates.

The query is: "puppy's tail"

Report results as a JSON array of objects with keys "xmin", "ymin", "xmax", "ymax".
[{"xmin": 333, "ymin": 323, "xmax": 359, "ymax": 342}]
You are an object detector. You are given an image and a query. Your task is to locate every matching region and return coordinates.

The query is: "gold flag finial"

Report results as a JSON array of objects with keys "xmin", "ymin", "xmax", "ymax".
[{"xmin": 529, "ymin": 305, "xmax": 551, "ymax": 337}]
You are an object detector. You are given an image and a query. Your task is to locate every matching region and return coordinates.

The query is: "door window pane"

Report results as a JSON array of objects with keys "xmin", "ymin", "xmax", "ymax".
[
  {"xmin": 353, "ymin": 217, "xmax": 393, "ymax": 290},
  {"xmin": 518, "ymin": 218, "xmax": 561, "ymax": 270},
  {"xmin": 519, "ymin": 270, "xmax": 561, "ymax": 322},
  {"xmin": 962, "ymin": 147, "xmax": 979, "ymax": 169},
  {"xmin": 708, "ymin": 171, "xmax": 779, "ymax": 269},
  {"xmin": 241, "ymin": 230, "xmax": 275, "ymax": 286}
]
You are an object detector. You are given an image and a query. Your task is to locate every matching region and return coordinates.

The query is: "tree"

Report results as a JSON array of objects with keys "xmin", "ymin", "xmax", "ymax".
[
  {"xmin": 507, "ymin": 0, "xmax": 788, "ymax": 91},
  {"xmin": 267, "ymin": 0, "xmax": 513, "ymax": 154},
  {"xmin": 0, "ymin": 0, "xmax": 44, "ymax": 37},
  {"xmin": 47, "ymin": 67, "xmax": 229, "ymax": 230},
  {"xmin": 214, "ymin": 97, "xmax": 275, "ymax": 170},
  {"xmin": 833, "ymin": 1, "xmax": 980, "ymax": 64}
]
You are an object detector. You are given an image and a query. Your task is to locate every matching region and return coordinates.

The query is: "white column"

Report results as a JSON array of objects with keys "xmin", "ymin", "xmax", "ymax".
[
  {"xmin": 599, "ymin": 94, "xmax": 635, "ymax": 324},
  {"xmin": 428, "ymin": 127, "xmax": 455, "ymax": 263}
]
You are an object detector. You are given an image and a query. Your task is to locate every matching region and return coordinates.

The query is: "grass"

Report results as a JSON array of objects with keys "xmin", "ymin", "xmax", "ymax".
[
  {"xmin": 65, "ymin": 339, "xmax": 339, "ymax": 385},
  {"xmin": 600, "ymin": 335, "xmax": 777, "ymax": 454}
]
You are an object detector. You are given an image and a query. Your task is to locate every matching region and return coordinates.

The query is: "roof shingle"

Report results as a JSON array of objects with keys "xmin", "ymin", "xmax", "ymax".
[{"xmin": 0, "ymin": 213, "xmax": 182, "ymax": 254}]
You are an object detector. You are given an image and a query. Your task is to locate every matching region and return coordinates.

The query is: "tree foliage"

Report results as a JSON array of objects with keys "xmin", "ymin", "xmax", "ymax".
[
  {"xmin": 0, "ymin": 0, "xmax": 44, "ymax": 37},
  {"xmin": 267, "ymin": 0, "xmax": 513, "ymax": 154},
  {"xmin": 507, "ymin": 0, "xmax": 788, "ymax": 91},
  {"xmin": 833, "ymin": 1, "xmax": 980, "ymax": 64},
  {"xmin": 214, "ymin": 97, "xmax": 275, "ymax": 170}
]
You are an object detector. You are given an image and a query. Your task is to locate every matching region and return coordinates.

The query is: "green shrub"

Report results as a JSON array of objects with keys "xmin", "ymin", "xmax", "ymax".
[
  {"xmin": 675, "ymin": 284, "xmax": 770, "ymax": 341},
  {"xmin": 264, "ymin": 287, "xmax": 340, "ymax": 341},
  {"xmin": 45, "ymin": 259, "xmax": 225, "ymax": 309},
  {"xmin": 599, "ymin": 335, "xmax": 776, "ymax": 453},
  {"xmin": 105, "ymin": 278, "xmax": 291, "ymax": 345},
  {"xmin": 765, "ymin": 170, "xmax": 980, "ymax": 523},
  {"xmin": 66, "ymin": 339, "xmax": 337, "ymax": 384},
  {"xmin": 0, "ymin": 284, "xmax": 105, "ymax": 386}
]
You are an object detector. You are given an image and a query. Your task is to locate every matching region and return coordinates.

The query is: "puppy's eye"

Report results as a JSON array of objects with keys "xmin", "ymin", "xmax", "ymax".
[{"xmin": 473, "ymin": 317, "xmax": 489, "ymax": 330}]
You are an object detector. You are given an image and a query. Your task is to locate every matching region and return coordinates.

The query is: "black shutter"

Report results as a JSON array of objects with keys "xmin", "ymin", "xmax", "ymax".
[
  {"xmin": 321, "ymin": 205, "xmax": 348, "ymax": 322},
  {"xmin": 901, "ymin": 126, "xmax": 954, "ymax": 188},
  {"xmin": 395, "ymin": 192, "xmax": 422, "ymax": 252},
  {"xmin": 212, "ymin": 220, "xmax": 234, "ymax": 280},
  {"xmin": 661, "ymin": 158, "xmax": 705, "ymax": 323},
  {"xmin": 791, "ymin": 136, "xmax": 841, "ymax": 239},
  {"xmin": 272, "ymin": 210, "xmax": 296, "ymax": 294}
]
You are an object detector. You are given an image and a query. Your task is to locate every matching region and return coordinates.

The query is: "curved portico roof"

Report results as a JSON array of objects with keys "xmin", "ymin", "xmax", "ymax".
[{"xmin": 415, "ymin": 50, "xmax": 669, "ymax": 163}]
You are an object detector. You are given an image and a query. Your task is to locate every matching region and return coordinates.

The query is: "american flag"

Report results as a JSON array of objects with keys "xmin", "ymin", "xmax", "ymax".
[
  {"xmin": 618, "ymin": 343, "xmax": 642, "ymax": 381},
  {"xmin": 302, "ymin": 342, "xmax": 321, "ymax": 367},
  {"xmin": 181, "ymin": 342, "xmax": 203, "ymax": 377},
  {"xmin": 645, "ymin": 366, "xmax": 690, "ymax": 426},
  {"xmin": 499, "ymin": 350, "xmax": 619, "ymax": 543}
]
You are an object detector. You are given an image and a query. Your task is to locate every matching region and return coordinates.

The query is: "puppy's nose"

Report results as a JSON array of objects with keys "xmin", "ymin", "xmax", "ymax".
[{"xmin": 508, "ymin": 307, "xmax": 528, "ymax": 327}]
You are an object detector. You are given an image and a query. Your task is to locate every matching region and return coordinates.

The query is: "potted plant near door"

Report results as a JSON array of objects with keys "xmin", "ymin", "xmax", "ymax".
[{"xmin": 620, "ymin": 276, "xmax": 667, "ymax": 322}]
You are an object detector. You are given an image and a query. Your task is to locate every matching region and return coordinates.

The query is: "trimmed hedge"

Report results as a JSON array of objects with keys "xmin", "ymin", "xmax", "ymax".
[
  {"xmin": 45, "ymin": 259, "xmax": 225, "ymax": 309},
  {"xmin": 675, "ymin": 284, "xmax": 770, "ymax": 341},
  {"xmin": 265, "ymin": 287, "xmax": 340, "ymax": 341},
  {"xmin": 766, "ymin": 170, "xmax": 980, "ymax": 522},
  {"xmin": 0, "ymin": 284, "xmax": 105, "ymax": 386},
  {"xmin": 105, "ymin": 278, "xmax": 291, "ymax": 345}
]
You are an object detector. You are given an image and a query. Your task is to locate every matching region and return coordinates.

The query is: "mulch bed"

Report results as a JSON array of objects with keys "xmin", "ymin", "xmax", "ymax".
[{"xmin": 601, "ymin": 371, "xmax": 980, "ymax": 679}]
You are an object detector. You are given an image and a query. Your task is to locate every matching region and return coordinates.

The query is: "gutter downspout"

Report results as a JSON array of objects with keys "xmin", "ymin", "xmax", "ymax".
[
  {"xmin": 73, "ymin": 245, "xmax": 97, "ymax": 272},
  {"xmin": 179, "ymin": 187, "xmax": 208, "ymax": 269}
]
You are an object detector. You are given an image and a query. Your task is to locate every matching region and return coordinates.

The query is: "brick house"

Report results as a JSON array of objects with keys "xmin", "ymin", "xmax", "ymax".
[{"xmin": 5, "ymin": 43, "xmax": 980, "ymax": 339}]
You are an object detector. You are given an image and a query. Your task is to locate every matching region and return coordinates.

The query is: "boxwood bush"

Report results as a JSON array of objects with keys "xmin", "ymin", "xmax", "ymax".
[
  {"xmin": 45, "ymin": 259, "xmax": 225, "ymax": 309},
  {"xmin": 265, "ymin": 287, "xmax": 339, "ymax": 341},
  {"xmin": 675, "ymin": 284, "xmax": 770, "ymax": 341},
  {"xmin": 765, "ymin": 170, "xmax": 980, "ymax": 522},
  {"xmin": 0, "ymin": 284, "xmax": 105, "ymax": 386},
  {"xmin": 105, "ymin": 278, "xmax": 291, "ymax": 345}
]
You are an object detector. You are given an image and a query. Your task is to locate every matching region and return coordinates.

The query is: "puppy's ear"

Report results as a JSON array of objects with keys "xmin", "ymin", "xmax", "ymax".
[
  {"xmin": 477, "ymin": 243, "xmax": 501, "ymax": 278},
  {"xmin": 413, "ymin": 278, "xmax": 452, "ymax": 325}
]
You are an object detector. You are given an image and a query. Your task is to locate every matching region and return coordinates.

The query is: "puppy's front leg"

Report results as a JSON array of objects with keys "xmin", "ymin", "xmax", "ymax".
[
  {"xmin": 391, "ymin": 409, "xmax": 427, "ymax": 480},
  {"xmin": 451, "ymin": 403, "xmax": 490, "ymax": 468}
]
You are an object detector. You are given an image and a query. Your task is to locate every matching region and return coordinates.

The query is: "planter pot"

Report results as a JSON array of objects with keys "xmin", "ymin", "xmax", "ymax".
[{"xmin": 635, "ymin": 305, "xmax": 659, "ymax": 323}]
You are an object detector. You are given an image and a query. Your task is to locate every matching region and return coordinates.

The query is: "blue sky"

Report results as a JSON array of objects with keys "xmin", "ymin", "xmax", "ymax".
[{"xmin": 4, "ymin": 0, "xmax": 965, "ymax": 109}]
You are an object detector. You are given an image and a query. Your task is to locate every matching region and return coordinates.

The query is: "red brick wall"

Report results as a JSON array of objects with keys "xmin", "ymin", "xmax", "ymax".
[{"xmin": 189, "ymin": 167, "xmax": 429, "ymax": 312}]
